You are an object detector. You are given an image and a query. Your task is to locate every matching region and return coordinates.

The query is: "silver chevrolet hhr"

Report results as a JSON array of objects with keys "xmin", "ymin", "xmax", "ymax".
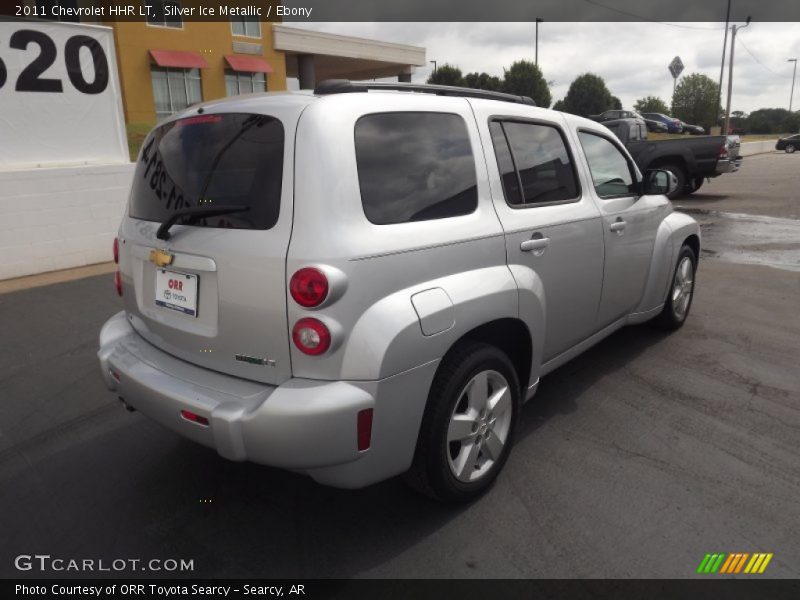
[{"xmin": 98, "ymin": 81, "xmax": 699, "ymax": 502}]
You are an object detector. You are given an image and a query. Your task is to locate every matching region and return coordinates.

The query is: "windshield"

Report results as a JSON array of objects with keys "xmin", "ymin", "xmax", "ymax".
[{"xmin": 129, "ymin": 113, "xmax": 284, "ymax": 230}]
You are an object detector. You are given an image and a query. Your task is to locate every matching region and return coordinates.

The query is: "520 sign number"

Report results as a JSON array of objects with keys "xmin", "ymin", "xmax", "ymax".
[{"xmin": 0, "ymin": 29, "xmax": 109, "ymax": 94}]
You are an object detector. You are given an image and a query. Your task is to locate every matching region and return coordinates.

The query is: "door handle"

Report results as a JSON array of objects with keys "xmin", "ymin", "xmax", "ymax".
[
  {"xmin": 609, "ymin": 220, "xmax": 627, "ymax": 233},
  {"xmin": 520, "ymin": 237, "xmax": 551, "ymax": 252}
]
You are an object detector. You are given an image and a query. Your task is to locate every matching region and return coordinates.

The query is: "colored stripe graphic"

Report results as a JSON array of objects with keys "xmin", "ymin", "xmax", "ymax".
[
  {"xmin": 698, "ymin": 552, "xmax": 773, "ymax": 574},
  {"xmin": 735, "ymin": 553, "xmax": 749, "ymax": 573},
  {"xmin": 719, "ymin": 554, "xmax": 736, "ymax": 574},
  {"xmin": 758, "ymin": 553, "xmax": 773, "ymax": 573},
  {"xmin": 709, "ymin": 553, "xmax": 726, "ymax": 573}
]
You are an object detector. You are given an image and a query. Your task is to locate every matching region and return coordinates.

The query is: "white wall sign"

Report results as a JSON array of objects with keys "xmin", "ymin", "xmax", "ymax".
[{"xmin": 0, "ymin": 20, "xmax": 128, "ymax": 169}]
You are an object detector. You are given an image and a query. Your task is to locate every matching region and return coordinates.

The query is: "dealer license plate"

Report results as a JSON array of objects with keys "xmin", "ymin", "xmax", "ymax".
[{"xmin": 155, "ymin": 269, "xmax": 198, "ymax": 317}]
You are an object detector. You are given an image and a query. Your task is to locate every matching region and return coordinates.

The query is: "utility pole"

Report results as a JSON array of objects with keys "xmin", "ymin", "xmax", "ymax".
[
  {"xmin": 429, "ymin": 60, "xmax": 437, "ymax": 74},
  {"xmin": 715, "ymin": 0, "xmax": 732, "ymax": 132},
  {"xmin": 789, "ymin": 58, "xmax": 798, "ymax": 112},
  {"xmin": 535, "ymin": 18, "xmax": 543, "ymax": 67},
  {"xmin": 723, "ymin": 17, "xmax": 751, "ymax": 135}
]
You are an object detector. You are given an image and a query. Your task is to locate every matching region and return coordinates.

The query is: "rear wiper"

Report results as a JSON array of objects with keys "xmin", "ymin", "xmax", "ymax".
[{"xmin": 156, "ymin": 205, "xmax": 250, "ymax": 240}]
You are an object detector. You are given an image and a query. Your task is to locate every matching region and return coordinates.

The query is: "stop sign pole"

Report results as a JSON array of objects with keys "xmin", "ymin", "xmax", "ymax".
[{"xmin": 669, "ymin": 56, "xmax": 684, "ymax": 97}]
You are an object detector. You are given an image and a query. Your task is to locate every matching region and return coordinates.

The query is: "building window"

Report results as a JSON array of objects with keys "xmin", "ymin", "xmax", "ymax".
[
  {"xmin": 224, "ymin": 70, "xmax": 267, "ymax": 96},
  {"xmin": 146, "ymin": 0, "xmax": 183, "ymax": 28},
  {"xmin": 150, "ymin": 66, "xmax": 202, "ymax": 121},
  {"xmin": 230, "ymin": 16, "xmax": 261, "ymax": 38}
]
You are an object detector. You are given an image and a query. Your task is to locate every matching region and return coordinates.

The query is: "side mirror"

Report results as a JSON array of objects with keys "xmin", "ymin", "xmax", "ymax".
[{"xmin": 643, "ymin": 169, "xmax": 678, "ymax": 196}]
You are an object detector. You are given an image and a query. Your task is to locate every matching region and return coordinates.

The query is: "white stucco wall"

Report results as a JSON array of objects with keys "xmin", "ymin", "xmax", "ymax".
[{"xmin": 0, "ymin": 163, "xmax": 134, "ymax": 280}]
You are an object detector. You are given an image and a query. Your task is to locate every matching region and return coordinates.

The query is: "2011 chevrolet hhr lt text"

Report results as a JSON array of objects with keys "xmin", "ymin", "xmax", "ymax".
[{"xmin": 98, "ymin": 81, "xmax": 700, "ymax": 502}]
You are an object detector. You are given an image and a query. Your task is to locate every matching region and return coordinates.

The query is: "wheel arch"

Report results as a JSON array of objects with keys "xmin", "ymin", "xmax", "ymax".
[{"xmin": 442, "ymin": 318, "xmax": 534, "ymax": 400}]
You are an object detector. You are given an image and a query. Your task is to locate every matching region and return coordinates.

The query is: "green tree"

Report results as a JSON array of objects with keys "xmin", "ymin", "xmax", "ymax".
[
  {"xmin": 501, "ymin": 60, "xmax": 551, "ymax": 108},
  {"xmin": 463, "ymin": 72, "xmax": 502, "ymax": 91},
  {"xmin": 610, "ymin": 96, "xmax": 622, "ymax": 110},
  {"xmin": 562, "ymin": 73, "xmax": 613, "ymax": 117},
  {"xmin": 744, "ymin": 108, "xmax": 795, "ymax": 134},
  {"xmin": 671, "ymin": 73, "xmax": 721, "ymax": 129},
  {"xmin": 426, "ymin": 64, "xmax": 463, "ymax": 86},
  {"xmin": 634, "ymin": 96, "xmax": 669, "ymax": 114},
  {"xmin": 552, "ymin": 99, "xmax": 566, "ymax": 112}
]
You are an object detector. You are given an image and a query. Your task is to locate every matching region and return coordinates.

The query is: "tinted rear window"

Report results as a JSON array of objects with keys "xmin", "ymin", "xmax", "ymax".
[
  {"xmin": 129, "ymin": 114, "xmax": 284, "ymax": 230},
  {"xmin": 354, "ymin": 112, "xmax": 478, "ymax": 225}
]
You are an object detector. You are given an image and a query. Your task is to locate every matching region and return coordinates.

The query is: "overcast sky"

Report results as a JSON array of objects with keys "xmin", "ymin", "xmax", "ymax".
[{"xmin": 292, "ymin": 22, "xmax": 800, "ymax": 113}]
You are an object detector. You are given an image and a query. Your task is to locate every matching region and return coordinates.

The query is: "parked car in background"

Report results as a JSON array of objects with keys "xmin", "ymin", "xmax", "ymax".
[
  {"xmin": 98, "ymin": 82, "xmax": 701, "ymax": 502},
  {"xmin": 590, "ymin": 109, "xmax": 642, "ymax": 122},
  {"xmin": 641, "ymin": 112, "xmax": 683, "ymax": 133},
  {"xmin": 591, "ymin": 109, "xmax": 665, "ymax": 133},
  {"xmin": 643, "ymin": 118, "xmax": 669, "ymax": 133},
  {"xmin": 680, "ymin": 122, "xmax": 706, "ymax": 135},
  {"xmin": 775, "ymin": 134, "xmax": 800, "ymax": 153},
  {"xmin": 602, "ymin": 118, "xmax": 741, "ymax": 198}
]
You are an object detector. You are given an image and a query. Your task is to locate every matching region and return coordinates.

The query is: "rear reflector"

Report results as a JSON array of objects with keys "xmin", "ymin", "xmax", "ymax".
[
  {"xmin": 357, "ymin": 408, "xmax": 373, "ymax": 451},
  {"xmin": 113, "ymin": 237, "xmax": 119, "ymax": 264},
  {"xmin": 181, "ymin": 410, "xmax": 210, "ymax": 426},
  {"xmin": 114, "ymin": 271, "xmax": 122, "ymax": 297}
]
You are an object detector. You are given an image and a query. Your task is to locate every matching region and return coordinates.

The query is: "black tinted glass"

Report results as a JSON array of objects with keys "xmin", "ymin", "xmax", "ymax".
[
  {"xmin": 354, "ymin": 112, "xmax": 478, "ymax": 224},
  {"xmin": 129, "ymin": 114, "xmax": 284, "ymax": 230},
  {"xmin": 489, "ymin": 121, "xmax": 523, "ymax": 204},
  {"xmin": 501, "ymin": 121, "xmax": 579, "ymax": 205},
  {"xmin": 578, "ymin": 131, "xmax": 637, "ymax": 197}
]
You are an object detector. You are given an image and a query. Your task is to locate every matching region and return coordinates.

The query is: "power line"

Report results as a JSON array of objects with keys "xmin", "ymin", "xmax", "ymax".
[
  {"xmin": 581, "ymin": 0, "xmax": 725, "ymax": 30},
  {"xmin": 737, "ymin": 38, "xmax": 791, "ymax": 78}
]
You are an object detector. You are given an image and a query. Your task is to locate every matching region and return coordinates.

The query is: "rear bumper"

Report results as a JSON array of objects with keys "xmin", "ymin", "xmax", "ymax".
[
  {"xmin": 715, "ymin": 156, "xmax": 743, "ymax": 175},
  {"xmin": 98, "ymin": 311, "xmax": 438, "ymax": 488}
]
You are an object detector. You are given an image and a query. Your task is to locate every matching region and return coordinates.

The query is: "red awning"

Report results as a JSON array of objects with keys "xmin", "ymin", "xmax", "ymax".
[
  {"xmin": 150, "ymin": 49, "xmax": 209, "ymax": 69},
  {"xmin": 224, "ymin": 55, "xmax": 274, "ymax": 74}
]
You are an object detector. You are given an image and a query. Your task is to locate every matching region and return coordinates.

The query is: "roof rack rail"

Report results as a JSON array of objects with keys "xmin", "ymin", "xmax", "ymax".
[{"xmin": 313, "ymin": 79, "xmax": 536, "ymax": 106}]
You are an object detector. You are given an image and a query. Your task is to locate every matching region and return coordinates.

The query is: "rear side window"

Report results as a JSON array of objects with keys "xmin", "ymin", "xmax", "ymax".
[
  {"xmin": 129, "ymin": 113, "xmax": 284, "ymax": 230},
  {"xmin": 354, "ymin": 112, "xmax": 478, "ymax": 225},
  {"xmin": 489, "ymin": 120, "xmax": 579, "ymax": 206}
]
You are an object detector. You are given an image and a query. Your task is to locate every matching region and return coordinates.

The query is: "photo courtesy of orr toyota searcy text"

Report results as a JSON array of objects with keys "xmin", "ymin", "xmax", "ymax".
[{"xmin": 14, "ymin": 585, "xmax": 300, "ymax": 596}]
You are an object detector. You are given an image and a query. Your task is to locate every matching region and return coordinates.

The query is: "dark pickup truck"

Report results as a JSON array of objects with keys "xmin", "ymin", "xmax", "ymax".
[{"xmin": 603, "ymin": 118, "xmax": 742, "ymax": 199}]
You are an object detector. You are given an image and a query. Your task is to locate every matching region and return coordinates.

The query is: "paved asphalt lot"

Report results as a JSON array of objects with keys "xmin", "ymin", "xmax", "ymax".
[{"xmin": 1, "ymin": 152, "xmax": 798, "ymax": 579}]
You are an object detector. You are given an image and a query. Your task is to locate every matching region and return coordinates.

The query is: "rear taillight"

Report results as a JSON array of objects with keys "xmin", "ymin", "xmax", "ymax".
[
  {"xmin": 113, "ymin": 237, "xmax": 119, "ymax": 264},
  {"xmin": 719, "ymin": 143, "xmax": 729, "ymax": 159},
  {"xmin": 290, "ymin": 267, "xmax": 329, "ymax": 307},
  {"xmin": 292, "ymin": 317, "xmax": 331, "ymax": 355},
  {"xmin": 357, "ymin": 409, "xmax": 374, "ymax": 451}
]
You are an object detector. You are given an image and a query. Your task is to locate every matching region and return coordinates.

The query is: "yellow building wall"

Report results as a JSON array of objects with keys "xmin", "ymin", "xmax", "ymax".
[{"xmin": 108, "ymin": 21, "xmax": 287, "ymax": 124}]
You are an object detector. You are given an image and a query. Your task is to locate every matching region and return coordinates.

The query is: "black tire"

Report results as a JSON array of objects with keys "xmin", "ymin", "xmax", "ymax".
[
  {"xmin": 404, "ymin": 341, "xmax": 521, "ymax": 503},
  {"xmin": 654, "ymin": 244, "xmax": 697, "ymax": 330},
  {"xmin": 686, "ymin": 177, "xmax": 704, "ymax": 194},
  {"xmin": 659, "ymin": 163, "xmax": 688, "ymax": 200},
  {"xmin": 785, "ymin": 144, "xmax": 796, "ymax": 154}
]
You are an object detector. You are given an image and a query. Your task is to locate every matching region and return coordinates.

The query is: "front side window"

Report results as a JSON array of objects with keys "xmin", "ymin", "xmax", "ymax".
[
  {"xmin": 230, "ymin": 16, "xmax": 261, "ymax": 37},
  {"xmin": 130, "ymin": 114, "xmax": 284, "ymax": 231},
  {"xmin": 354, "ymin": 112, "xmax": 478, "ymax": 225},
  {"xmin": 489, "ymin": 120, "xmax": 579, "ymax": 206},
  {"xmin": 146, "ymin": 0, "xmax": 182, "ymax": 28},
  {"xmin": 151, "ymin": 67, "xmax": 202, "ymax": 121},
  {"xmin": 578, "ymin": 131, "xmax": 638, "ymax": 198},
  {"xmin": 225, "ymin": 70, "xmax": 267, "ymax": 96}
]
